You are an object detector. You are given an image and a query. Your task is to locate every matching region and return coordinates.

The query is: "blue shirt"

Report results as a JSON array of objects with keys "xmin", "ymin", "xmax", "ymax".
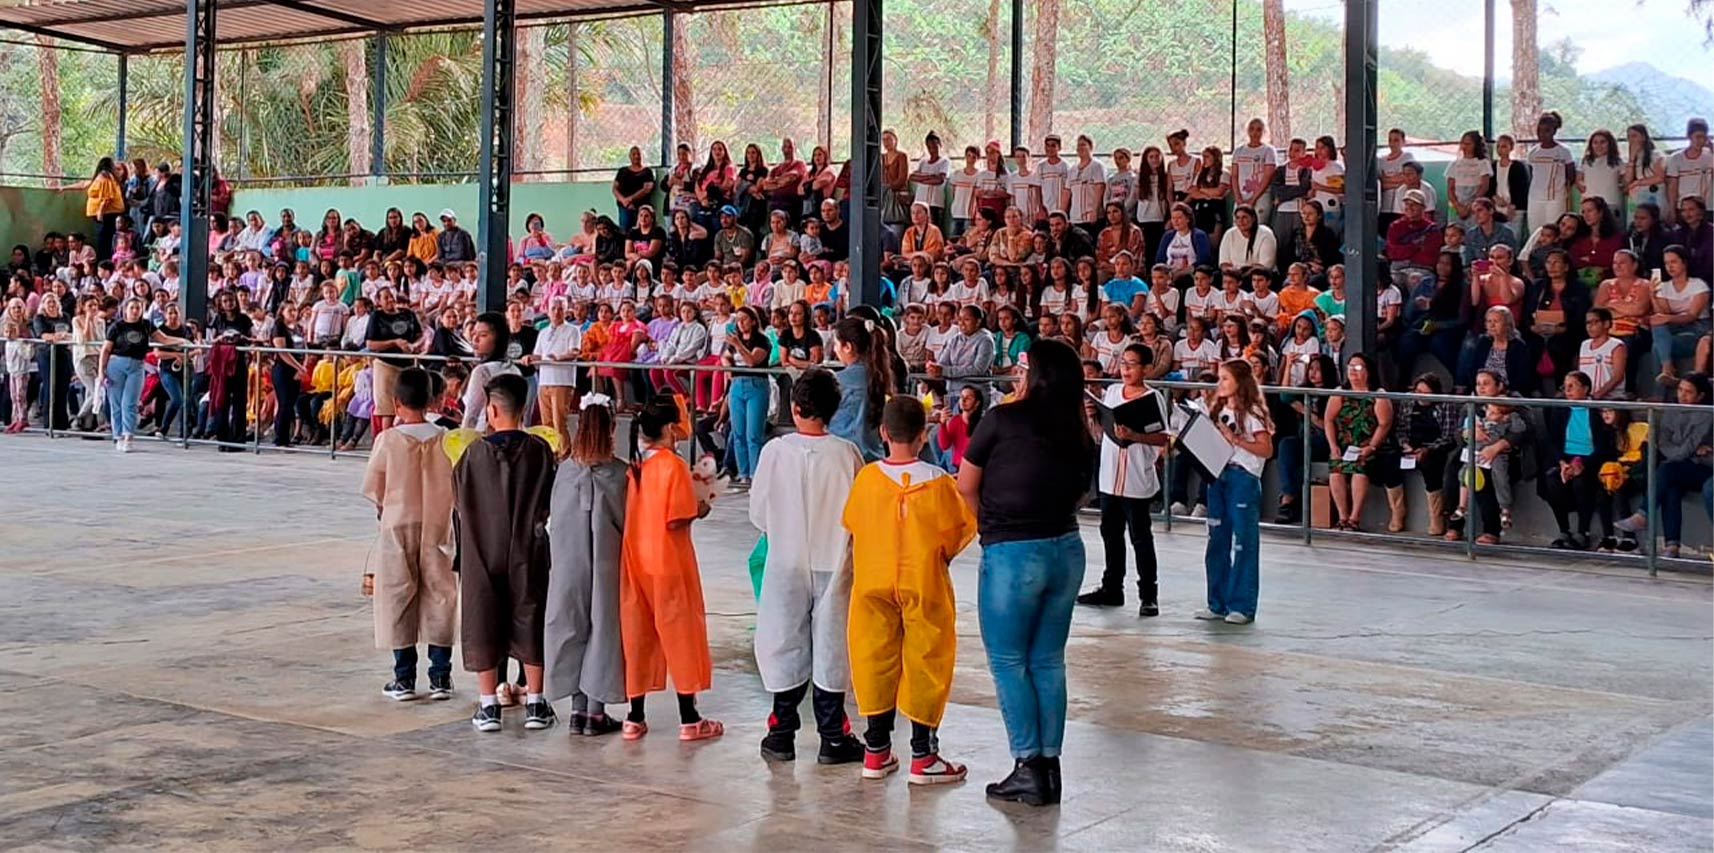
[
  {"xmin": 830, "ymin": 362, "xmax": 883, "ymax": 461},
  {"xmin": 1564, "ymin": 408, "xmax": 1594, "ymax": 456},
  {"xmin": 1102, "ymin": 276, "xmax": 1149, "ymax": 307}
]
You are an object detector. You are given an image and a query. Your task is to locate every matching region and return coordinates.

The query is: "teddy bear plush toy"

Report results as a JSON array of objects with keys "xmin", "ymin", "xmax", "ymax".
[{"xmin": 689, "ymin": 453, "xmax": 729, "ymax": 505}]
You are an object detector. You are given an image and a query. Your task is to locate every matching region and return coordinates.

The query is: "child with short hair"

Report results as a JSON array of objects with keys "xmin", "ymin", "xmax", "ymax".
[
  {"xmin": 619, "ymin": 394, "xmax": 722, "ymax": 742},
  {"xmin": 544, "ymin": 394, "xmax": 629, "ymax": 736},
  {"xmin": 843, "ymin": 396, "xmax": 977, "ymax": 784},
  {"xmin": 454, "ymin": 372, "xmax": 559, "ymax": 732},
  {"xmin": 750, "ymin": 368, "xmax": 867, "ymax": 764},
  {"xmin": 361, "ymin": 367, "xmax": 457, "ymax": 702}
]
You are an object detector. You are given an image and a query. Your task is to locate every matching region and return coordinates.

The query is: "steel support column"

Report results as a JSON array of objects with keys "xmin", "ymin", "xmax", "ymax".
[
  {"xmin": 849, "ymin": 0, "xmax": 883, "ymax": 308},
  {"xmin": 660, "ymin": 11, "xmax": 674, "ymax": 167},
  {"xmin": 476, "ymin": 0, "xmax": 516, "ymax": 313},
  {"xmin": 371, "ymin": 33, "xmax": 387, "ymax": 182},
  {"xmin": 1008, "ymin": 0, "xmax": 1022, "ymax": 151},
  {"xmin": 1341, "ymin": 0, "xmax": 1378, "ymax": 360},
  {"xmin": 115, "ymin": 53, "xmax": 128, "ymax": 160},
  {"xmin": 1481, "ymin": 0, "xmax": 1495, "ymax": 141},
  {"xmin": 179, "ymin": 0, "xmax": 216, "ymax": 322}
]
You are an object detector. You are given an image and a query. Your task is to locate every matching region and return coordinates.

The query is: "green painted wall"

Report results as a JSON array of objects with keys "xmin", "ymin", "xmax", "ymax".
[
  {"xmin": 232, "ymin": 177, "xmax": 660, "ymax": 243},
  {"xmin": 0, "ymin": 187, "xmax": 90, "ymax": 255}
]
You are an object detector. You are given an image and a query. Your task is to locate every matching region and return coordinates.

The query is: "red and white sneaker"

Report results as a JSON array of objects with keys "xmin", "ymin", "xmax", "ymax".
[
  {"xmin": 862, "ymin": 748, "xmax": 899, "ymax": 780},
  {"xmin": 908, "ymin": 753, "xmax": 967, "ymax": 786}
]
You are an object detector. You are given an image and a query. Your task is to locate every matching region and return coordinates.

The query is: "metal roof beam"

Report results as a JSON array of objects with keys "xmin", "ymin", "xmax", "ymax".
[
  {"xmin": 3, "ymin": 1, "xmax": 275, "ymax": 29},
  {"xmin": 257, "ymin": 0, "xmax": 395, "ymax": 31},
  {"xmin": 0, "ymin": 20, "xmax": 129, "ymax": 52}
]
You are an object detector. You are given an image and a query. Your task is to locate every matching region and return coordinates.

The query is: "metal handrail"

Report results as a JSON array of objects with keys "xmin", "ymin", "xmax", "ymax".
[{"xmin": 8, "ymin": 334, "xmax": 1707, "ymax": 574}]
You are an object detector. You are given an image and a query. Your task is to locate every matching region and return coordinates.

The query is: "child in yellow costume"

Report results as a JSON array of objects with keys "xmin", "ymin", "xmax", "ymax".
[{"xmin": 842, "ymin": 397, "xmax": 976, "ymax": 785}]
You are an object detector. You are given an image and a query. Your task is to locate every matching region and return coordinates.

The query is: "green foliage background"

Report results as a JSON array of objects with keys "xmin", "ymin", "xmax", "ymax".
[{"xmin": 0, "ymin": 0, "xmax": 1684, "ymax": 182}]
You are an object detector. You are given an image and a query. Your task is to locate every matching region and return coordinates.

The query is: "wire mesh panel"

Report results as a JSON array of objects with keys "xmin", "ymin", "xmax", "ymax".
[
  {"xmin": 543, "ymin": 15, "xmax": 663, "ymax": 177},
  {"xmin": 666, "ymin": 5, "xmax": 829, "ymax": 163},
  {"xmin": 0, "ymin": 36, "xmax": 119, "ymax": 183},
  {"xmin": 381, "ymin": 30, "xmax": 483, "ymax": 181}
]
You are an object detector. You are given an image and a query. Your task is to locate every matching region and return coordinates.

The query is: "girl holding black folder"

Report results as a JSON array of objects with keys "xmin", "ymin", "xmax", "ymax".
[
  {"xmin": 1077, "ymin": 343, "xmax": 1171, "ymax": 615},
  {"xmin": 1196, "ymin": 359, "xmax": 1275, "ymax": 625}
]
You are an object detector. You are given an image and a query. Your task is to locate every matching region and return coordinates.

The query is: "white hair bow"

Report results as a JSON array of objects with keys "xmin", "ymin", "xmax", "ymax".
[{"xmin": 580, "ymin": 393, "xmax": 613, "ymax": 410}]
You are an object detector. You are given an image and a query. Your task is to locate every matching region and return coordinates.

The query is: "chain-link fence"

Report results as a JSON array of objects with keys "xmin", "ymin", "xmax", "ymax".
[{"xmin": 0, "ymin": 0, "xmax": 1708, "ymax": 184}]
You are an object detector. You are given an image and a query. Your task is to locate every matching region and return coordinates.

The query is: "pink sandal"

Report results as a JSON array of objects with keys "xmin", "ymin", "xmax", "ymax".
[
  {"xmin": 678, "ymin": 718, "xmax": 723, "ymax": 742},
  {"xmin": 621, "ymin": 720, "xmax": 648, "ymax": 741}
]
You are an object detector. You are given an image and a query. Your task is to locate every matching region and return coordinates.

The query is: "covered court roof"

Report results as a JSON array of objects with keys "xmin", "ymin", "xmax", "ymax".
[{"xmin": 0, "ymin": 0, "xmax": 791, "ymax": 53}]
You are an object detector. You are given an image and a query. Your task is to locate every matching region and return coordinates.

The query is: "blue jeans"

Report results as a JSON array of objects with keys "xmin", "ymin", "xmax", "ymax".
[
  {"xmin": 159, "ymin": 370, "xmax": 185, "ymax": 438},
  {"xmin": 104, "ymin": 355, "xmax": 144, "ymax": 439},
  {"xmin": 727, "ymin": 375, "xmax": 769, "ymax": 479},
  {"xmin": 1657, "ymin": 458, "xmax": 1714, "ymax": 545},
  {"xmin": 1277, "ymin": 430, "xmax": 1329, "ymax": 502},
  {"xmin": 978, "ymin": 531, "xmax": 1086, "ymax": 759},
  {"xmin": 1204, "ymin": 466, "xmax": 1262, "ymax": 618},
  {"xmin": 1651, "ymin": 320, "xmax": 1710, "ymax": 376},
  {"xmin": 393, "ymin": 644, "xmax": 453, "ymax": 685}
]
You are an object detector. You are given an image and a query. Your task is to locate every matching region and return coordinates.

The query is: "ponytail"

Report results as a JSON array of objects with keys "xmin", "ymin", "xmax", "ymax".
[{"xmin": 834, "ymin": 316, "xmax": 892, "ymax": 429}]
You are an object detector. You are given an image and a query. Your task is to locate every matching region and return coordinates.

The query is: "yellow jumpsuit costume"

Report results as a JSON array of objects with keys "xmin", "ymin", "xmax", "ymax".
[{"xmin": 842, "ymin": 461, "xmax": 976, "ymax": 727}]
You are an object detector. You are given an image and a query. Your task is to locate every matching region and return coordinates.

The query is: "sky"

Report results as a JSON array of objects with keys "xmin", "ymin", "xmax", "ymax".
[{"xmin": 1285, "ymin": 0, "xmax": 1714, "ymax": 88}]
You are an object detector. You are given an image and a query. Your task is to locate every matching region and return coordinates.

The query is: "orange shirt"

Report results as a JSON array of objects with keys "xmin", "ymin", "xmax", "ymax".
[
  {"xmin": 1276, "ymin": 286, "xmax": 1322, "ymax": 333},
  {"xmin": 619, "ymin": 449, "xmax": 713, "ymax": 696}
]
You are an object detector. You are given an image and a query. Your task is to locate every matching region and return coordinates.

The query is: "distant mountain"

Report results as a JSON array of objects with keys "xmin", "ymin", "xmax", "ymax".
[{"xmin": 1587, "ymin": 62, "xmax": 1713, "ymax": 135}]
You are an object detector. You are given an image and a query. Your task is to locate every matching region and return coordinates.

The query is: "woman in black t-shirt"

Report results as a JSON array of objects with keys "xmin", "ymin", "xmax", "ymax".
[
  {"xmin": 269, "ymin": 302, "xmax": 310, "ymax": 447},
  {"xmin": 99, "ymin": 297, "xmax": 187, "ymax": 451},
  {"xmin": 956, "ymin": 337, "xmax": 1094, "ymax": 807},
  {"xmin": 31, "ymin": 293, "xmax": 76, "ymax": 431},
  {"xmin": 364, "ymin": 286, "xmax": 424, "ymax": 431},
  {"xmin": 208, "ymin": 290, "xmax": 255, "ymax": 450},
  {"xmin": 156, "ymin": 302, "xmax": 191, "ymax": 439}
]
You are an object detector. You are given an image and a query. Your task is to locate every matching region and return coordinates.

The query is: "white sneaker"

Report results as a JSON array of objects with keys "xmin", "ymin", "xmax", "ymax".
[
  {"xmin": 122, "ymin": 435, "xmax": 134, "ymax": 453},
  {"xmin": 1223, "ymin": 612, "xmax": 1252, "ymax": 625},
  {"xmin": 1191, "ymin": 504, "xmax": 1208, "ymax": 518},
  {"xmin": 115, "ymin": 438, "xmax": 128, "ymax": 453},
  {"xmin": 1170, "ymin": 501, "xmax": 1190, "ymax": 516},
  {"xmin": 1192, "ymin": 609, "xmax": 1224, "ymax": 620}
]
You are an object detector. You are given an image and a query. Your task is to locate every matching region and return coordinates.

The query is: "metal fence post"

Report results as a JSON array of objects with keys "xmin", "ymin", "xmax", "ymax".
[
  {"xmin": 1645, "ymin": 405, "xmax": 1658, "ymax": 577},
  {"xmin": 252, "ymin": 348, "xmax": 263, "ymax": 455},
  {"xmin": 1161, "ymin": 425, "xmax": 1175, "ymax": 533},
  {"xmin": 1465, "ymin": 398, "xmax": 1478, "ymax": 560}
]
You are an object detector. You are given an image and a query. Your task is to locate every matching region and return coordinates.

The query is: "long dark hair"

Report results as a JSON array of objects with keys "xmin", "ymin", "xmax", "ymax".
[
  {"xmin": 473, "ymin": 311, "xmax": 510, "ymax": 363},
  {"xmin": 1138, "ymin": 146, "xmax": 1170, "ymax": 204},
  {"xmin": 92, "ymin": 157, "xmax": 115, "ymax": 180},
  {"xmin": 833, "ymin": 316, "xmax": 892, "ymax": 429},
  {"xmin": 1017, "ymin": 337, "xmax": 1093, "ymax": 456},
  {"xmin": 1583, "ymin": 129, "xmax": 1621, "ymax": 168}
]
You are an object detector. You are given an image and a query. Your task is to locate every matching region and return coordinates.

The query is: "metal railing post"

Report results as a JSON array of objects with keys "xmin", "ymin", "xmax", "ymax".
[
  {"xmin": 1645, "ymin": 405, "xmax": 1658, "ymax": 577},
  {"xmin": 1465, "ymin": 399, "xmax": 1478, "ymax": 560},
  {"xmin": 47, "ymin": 344, "xmax": 58, "ymax": 439},
  {"xmin": 251, "ymin": 349, "xmax": 263, "ymax": 456},
  {"xmin": 1161, "ymin": 421, "xmax": 1175, "ymax": 533},
  {"xmin": 329, "ymin": 352, "xmax": 340, "ymax": 460},
  {"xmin": 1300, "ymin": 396, "xmax": 1312, "ymax": 545}
]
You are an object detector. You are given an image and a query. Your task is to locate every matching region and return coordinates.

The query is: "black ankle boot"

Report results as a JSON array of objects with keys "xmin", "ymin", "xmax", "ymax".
[
  {"xmin": 985, "ymin": 758, "xmax": 1052, "ymax": 806},
  {"xmin": 1036, "ymin": 756, "xmax": 1063, "ymax": 805},
  {"xmin": 759, "ymin": 728, "xmax": 796, "ymax": 762}
]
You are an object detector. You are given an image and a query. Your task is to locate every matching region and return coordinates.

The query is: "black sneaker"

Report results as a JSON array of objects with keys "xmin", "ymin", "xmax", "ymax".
[
  {"xmin": 524, "ymin": 701, "xmax": 558, "ymax": 730},
  {"xmin": 568, "ymin": 711, "xmax": 589, "ymax": 735},
  {"xmin": 817, "ymin": 733, "xmax": 866, "ymax": 765},
  {"xmin": 428, "ymin": 675, "xmax": 453, "ymax": 700},
  {"xmin": 583, "ymin": 713, "xmax": 623, "ymax": 737},
  {"xmin": 382, "ymin": 680, "xmax": 418, "ymax": 701},
  {"xmin": 1138, "ymin": 602, "xmax": 1160, "ymax": 618},
  {"xmin": 471, "ymin": 703, "xmax": 502, "ymax": 732},
  {"xmin": 1075, "ymin": 588, "xmax": 1124, "ymax": 607},
  {"xmin": 760, "ymin": 730, "xmax": 796, "ymax": 762},
  {"xmin": 1598, "ymin": 536, "xmax": 1618, "ymax": 553}
]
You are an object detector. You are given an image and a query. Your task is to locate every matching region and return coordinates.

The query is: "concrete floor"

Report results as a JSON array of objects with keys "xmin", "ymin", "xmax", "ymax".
[{"xmin": 0, "ymin": 435, "xmax": 1710, "ymax": 852}]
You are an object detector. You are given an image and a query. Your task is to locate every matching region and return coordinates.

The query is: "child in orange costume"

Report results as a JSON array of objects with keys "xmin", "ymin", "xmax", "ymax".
[
  {"xmin": 843, "ymin": 397, "xmax": 976, "ymax": 785},
  {"xmin": 618, "ymin": 394, "xmax": 723, "ymax": 742}
]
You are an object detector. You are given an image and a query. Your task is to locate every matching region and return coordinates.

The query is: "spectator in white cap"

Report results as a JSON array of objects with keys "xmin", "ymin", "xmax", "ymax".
[
  {"xmin": 437, "ymin": 209, "xmax": 476, "ymax": 264},
  {"xmin": 1385, "ymin": 187, "xmax": 1444, "ymax": 279}
]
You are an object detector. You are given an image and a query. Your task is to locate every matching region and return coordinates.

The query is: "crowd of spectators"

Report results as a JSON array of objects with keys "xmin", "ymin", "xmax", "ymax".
[{"xmin": 2, "ymin": 113, "xmax": 1711, "ymax": 555}]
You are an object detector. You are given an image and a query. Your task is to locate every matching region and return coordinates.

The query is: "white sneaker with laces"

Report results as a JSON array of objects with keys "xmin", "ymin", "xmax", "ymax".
[
  {"xmin": 1192, "ymin": 609, "xmax": 1224, "ymax": 620},
  {"xmin": 1170, "ymin": 501, "xmax": 1190, "ymax": 516},
  {"xmin": 1223, "ymin": 612, "xmax": 1252, "ymax": 625},
  {"xmin": 1191, "ymin": 504, "xmax": 1207, "ymax": 518}
]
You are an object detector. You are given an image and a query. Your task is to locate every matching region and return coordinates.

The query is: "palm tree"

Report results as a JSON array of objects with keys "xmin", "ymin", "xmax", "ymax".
[
  {"xmin": 983, "ymin": 0, "xmax": 1002, "ymax": 143},
  {"xmin": 336, "ymin": 39, "xmax": 371, "ymax": 183},
  {"xmin": 1509, "ymin": 0, "xmax": 1540, "ymax": 138},
  {"xmin": 37, "ymin": 35, "xmax": 62, "ymax": 183},
  {"xmin": 1026, "ymin": 0, "xmax": 1059, "ymax": 143},
  {"xmin": 1262, "ymin": 0, "xmax": 1291, "ymax": 144}
]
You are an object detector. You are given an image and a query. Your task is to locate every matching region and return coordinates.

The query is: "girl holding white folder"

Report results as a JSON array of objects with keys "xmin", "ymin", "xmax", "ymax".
[{"xmin": 1195, "ymin": 359, "xmax": 1274, "ymax": 625}]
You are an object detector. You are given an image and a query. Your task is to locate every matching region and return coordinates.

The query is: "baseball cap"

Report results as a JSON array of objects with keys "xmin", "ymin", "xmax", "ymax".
[
  {"xmin": 720, "ymin": 205, "xmax": 739, "ymax": 217},
  {"xmin": 438, "ymin": 208, "xmax": 457, "ymax": 221},
  {"xmin": 1401, "ymin": 189, "xmax": 1427, "ymax": 207}
]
